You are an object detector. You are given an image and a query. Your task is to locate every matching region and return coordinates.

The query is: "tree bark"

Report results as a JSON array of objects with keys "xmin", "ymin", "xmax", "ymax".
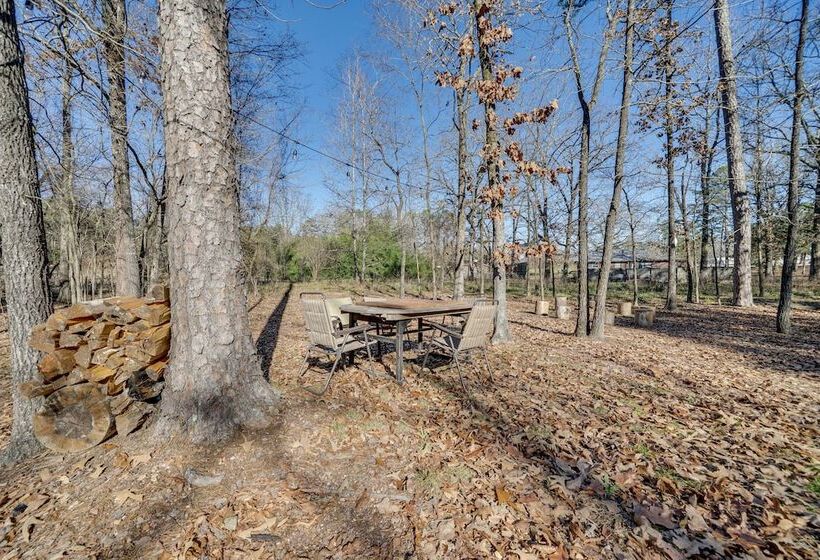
[
  {"xmin": 474, "ymin": 0, "xmax": 510, "ymax": 342},
  {"xmin": 102, "ymin": 0, "xmax": 141, "ymax": 296},
  {"xmin": 590, "ymin": 0, "xmax": 635, "ymax": 337},
  {"xmin": 713, "ymin": 0, "xmax": 754, "ymax": 306},
  {"xmin": 776, "ymin": 0, "xmax": 808, "ymax": 334},
  {"xmin": 564, "ymin": 2, "xmax": 615, "ymax": 336},
  {"xmin": 664, "ymin": 1, "xmax": 677, "ymax": 311},
  {"xmin": 811, "ymin": 168, "xmax": 819, "ymax": 280},
  {"xmin": 156, "ymin": 0, "xmax": 278, "ymax": 442},
  {"xmin": 453, "ymin": 51, "xmax": 470, "ymax": 300},
  {"xmin": 59, "ymin": 56, "xmax": 82, "ymax": 304},
  {"xmin": 0, "ymin": 0, "xmax": 54, "ymax": 463}
]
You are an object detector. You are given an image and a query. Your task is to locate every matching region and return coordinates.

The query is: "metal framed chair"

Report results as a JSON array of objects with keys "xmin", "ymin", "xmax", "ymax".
[
  {"xmin": 420, "ymin": 300, "xmax": 497, "ymax": 391},
  {"xmin": 299, "ymin": 292, "xmax": 378, "ymax": 396}
]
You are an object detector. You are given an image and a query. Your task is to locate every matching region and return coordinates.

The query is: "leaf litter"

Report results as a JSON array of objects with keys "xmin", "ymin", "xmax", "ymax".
[{"xmin": 0, "ymin": 287, "xmax": 817, "ymax": 558}]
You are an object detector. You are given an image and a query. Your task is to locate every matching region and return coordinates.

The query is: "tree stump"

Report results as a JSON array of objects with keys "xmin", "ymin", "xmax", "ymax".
[
  {"xmin": 535, "ymin": 300, "xmax": 550, "ymax": 316},
  {"xmin": 554, "ymin": 296, "xmax": 568, "ymax": 308},
  {"xmin": 618, "ymin": 302, "xmax": 633, "ymax": 316},
  {"xmin": 556, "ymin": 305, "xmax": 571, "ymax": 320},
  {"xmin": 634, "ymin": 306, "xmax": 656, "ymax": 328},
  {"xmin": 33, "ymin": 385, "xmax": 113, "ymax": 453}
]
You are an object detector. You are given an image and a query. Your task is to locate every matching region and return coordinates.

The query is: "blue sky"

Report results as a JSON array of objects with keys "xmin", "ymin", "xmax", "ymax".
[{"xmin": 269, "ymin": 1, "xmax": 375, "ymax": 210}]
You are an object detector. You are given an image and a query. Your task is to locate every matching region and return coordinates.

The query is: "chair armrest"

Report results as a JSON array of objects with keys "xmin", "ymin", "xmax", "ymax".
[
  {"xmin": 334, "ymin": 324, "xmax": 374, "ymax": 337},
  {"xmin": 426, "ymin": 321, "xmax": 462, "ymax": 338}
]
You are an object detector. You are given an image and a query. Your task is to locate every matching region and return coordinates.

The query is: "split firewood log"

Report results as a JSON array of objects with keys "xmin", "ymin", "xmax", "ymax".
[
  {"xmin": 146, "ymin": 284, "xmax": 169, "ymax": 302},
  {"xmin": 37, "ymin": 349, "xmax": 76, "ymax": 381},
  {"xmin": 126, "ymin": 370, "xmax": 165, "ymax": 402},
  {"xmin": 115, "ymin": 401, "xmax": 154, "ymax": 436},
  {"xmin": 58, "ymin": 330, "xmax": 84, "ymax": 349},
  {"xmin": 20, "ymin": 370, "xmax": 85, "ymax": 399},
  {"xmin": 145, "ymin": 360, "xmax": 167, "ymax": 381},
  {"xmin": 44, "ymin": 302, "xmax": 104, "ymax": 331},
  {"xmin": 75, "ymin": 344, "xmax": 93, "ymax": 369},
  {"xmin": 28, "ymin": 325, "xmax": 60, "ymax": 353},
  {"xmin": 103, "ymin": 297, "xmax": 144, "ymax": 325},
  {"xmin": 132, "ymin": 302, "xmax": 170, "ymax": 326},
  {"xmin": 33, "ymin": 384, "xmax": 113, "ymax": 453}
]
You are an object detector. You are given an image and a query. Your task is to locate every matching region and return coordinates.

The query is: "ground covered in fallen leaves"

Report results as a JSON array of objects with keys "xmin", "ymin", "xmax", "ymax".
[{"xmin": 1, "ymin": 285, "xmax": 818, "ymax": 559}]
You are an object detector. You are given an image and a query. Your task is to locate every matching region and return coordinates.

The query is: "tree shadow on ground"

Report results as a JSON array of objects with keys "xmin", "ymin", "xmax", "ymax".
[
  {"xmin": 255, "ymin": 284, "xmax": 292, "ymax": 380},
  {"xmin": 619, "ymin": 304, "xmax": 819, "ymax": 376}
]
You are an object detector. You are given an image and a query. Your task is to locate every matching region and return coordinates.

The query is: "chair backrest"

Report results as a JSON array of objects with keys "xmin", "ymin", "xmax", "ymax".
[
  {"xmin": 458, "ymin": 300, "xmax": 497, "ymax": 351},
  {"xmin": 300, "ymin": 292, "xmax": 337, "ymax": 348},
  {"xmin": 324, "ymin": 296, "xmax": 353, "ymax": 329}
]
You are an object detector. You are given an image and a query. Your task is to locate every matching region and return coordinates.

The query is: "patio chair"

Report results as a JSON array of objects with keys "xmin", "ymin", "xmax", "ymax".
[
  {"xmin": 299, "ymin": 292, "xmax": 378, "ymax": 396},
  {"xmin": 420, "ymin": 300, "xmax": 497, "ymax": 391}
]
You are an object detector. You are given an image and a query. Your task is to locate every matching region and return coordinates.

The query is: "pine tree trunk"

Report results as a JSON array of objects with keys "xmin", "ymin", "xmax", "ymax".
[
  {"xmin": 714, "ymin": 0, "xmax": 754, "ymax": 307},
  {"xmin": 0, "ymin": 0, "xmax": 54, "ymax": 463},
  {"xmin": 776, "ymin": 0, "xmax": 808, "ymax": 334},
  {"xmin": 102, "ymin": 0, "xmax": 141, "ymax": 297},
  {"xmin": 590, "ymin": 0, "xmax": 635, "ymax": 338},
  {"xmin": 156, "ymin": 0, "xmax": 278, "ymax": 442}
]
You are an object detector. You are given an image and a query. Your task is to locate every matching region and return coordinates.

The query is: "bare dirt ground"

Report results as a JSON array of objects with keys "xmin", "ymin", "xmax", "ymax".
[{"xmin": 0, "ymin": 286, "xmax": 818, "ymax": 559}]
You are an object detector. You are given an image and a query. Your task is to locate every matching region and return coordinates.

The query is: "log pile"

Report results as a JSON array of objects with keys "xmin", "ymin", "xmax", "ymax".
[{"xmin": 25, "ymin": 285, "xmax": 170, "ymax": 453}]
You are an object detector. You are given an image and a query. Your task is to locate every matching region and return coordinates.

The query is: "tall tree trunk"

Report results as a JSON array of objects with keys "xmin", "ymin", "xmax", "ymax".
[
  {"xmin": 811, "ymin": 167, "xmax": 819, "ymax": 280},
  {"xmin": 156, "ymin": 0, "xmax": 278, "ymax": 442},
  {"xmin": 679, "ymin": 165, "xmax": 697, "ymax": 303},
  {"xmin": 713, "ymin": 0, "xmax": 753, "ymax": 307},
  {"xmin": 564, "ymin": 3, "xmax": 614, "ymax": 336},
  {"xmin": 562, "ymin": 165, "xmax": 576, "ymax": 281},
  {"xmin": 0, "ymin": 0, "xmax": 54, "ymax": 463},
  {"xmin": 753, "ymin": 117, "xmax": 766, "ymax": 298},
  {"xmin": 776, "ymin": 0, "xmax": 808, "ymax": 334},
  {"xmin": 664, "ymin": 1, "xmax": 677, "ymax": 311},
  {"xmin": 59, "ymin": 56, "xmax": 82, "ymax": 304},
  {"xmin": 474, "ymin": 1, "xmax": 509, "ymax": 342},
  {"xmin": 453, "ymin": 51, "xmax": 470, "ymax": 300},
  {"xmin": 590, "ymin": 0, "xmax": 635, "ymax": 337},
  {"xmin": 625, "ymin": 190, "xmax": 639, "ymax": 306},
  {"xmin": 102, "ymin": 0, "xmax": 141, "ymax": 296}
]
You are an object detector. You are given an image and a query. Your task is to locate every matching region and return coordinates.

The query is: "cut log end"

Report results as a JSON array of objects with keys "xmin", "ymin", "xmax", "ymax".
[{"xmin": 33, "ymin": 385, "xmax": 113, "ymax": 453}]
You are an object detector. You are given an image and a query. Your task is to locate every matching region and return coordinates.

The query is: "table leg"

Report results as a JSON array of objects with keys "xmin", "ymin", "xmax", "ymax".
[
  {"xmin": 395, "ymin": 320, "xmax": 405, "ymax": 385},
  {"xmin": 417, "ymin": 318, "xmax": 423, "ymax": 344},
  {"xmin": 348, "ymin": 314, "xmax": 357, "ymax": 366}
]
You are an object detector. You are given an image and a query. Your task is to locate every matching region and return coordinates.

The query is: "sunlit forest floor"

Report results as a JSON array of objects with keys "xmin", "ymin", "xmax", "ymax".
[{"xmin": 1, "ymin": 284, "xmax": 818, "ymax": 559}]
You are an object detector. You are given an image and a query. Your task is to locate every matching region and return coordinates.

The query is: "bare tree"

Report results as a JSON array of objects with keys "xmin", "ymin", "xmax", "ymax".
[
  {"xmin": 776, "ymin": 0, "xmax": 809, "ymax": 334},
  {"xmin": 713, "ymin": 0, "xmax": 754, "ymax": 306},
  {"xmin": 0, "ymin": 0, "xmax": 54, "ymax": 463},
  {"xmin": 563, "ymin": 0, "xmax": 617, "ymax": 336},
  {"xmin": 101, "ymin": 0, "xmax": 141, "ymax": 296},
  {"xmin": 155, "ymin": 0, "xmax": 278, "ymax": 442},
  {"xmin": 590, "ymin": 0, "xmax": 635, "ymax": 337}
]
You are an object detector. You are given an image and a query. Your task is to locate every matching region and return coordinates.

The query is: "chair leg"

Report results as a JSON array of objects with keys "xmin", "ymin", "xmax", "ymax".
[
  {"xmin": 453, "ymin": 352, "xmax": 468, "ymax": 393},
  {"xmin": 304, "ymin": 352, "xmax": 342, "ymax": 396},
  {"xmin": 299, "ymin": 346, "xmax": 314, "ymax": 377},
  {"xmin": 421, "ymin": 342, "xmax": 432, "ymax": 373},
  {"xmin": 363, "ymin": 335, "xmax": 377, "ymax": 377},
  {"xmin": 482, "ymin": 348, "xmax": 495, "ymax": 383}
]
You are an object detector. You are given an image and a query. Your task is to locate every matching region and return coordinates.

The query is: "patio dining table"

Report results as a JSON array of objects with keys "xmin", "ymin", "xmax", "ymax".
[{"xmin": 340, "ymin": 298, "xmax": 474, "ymax": 384}]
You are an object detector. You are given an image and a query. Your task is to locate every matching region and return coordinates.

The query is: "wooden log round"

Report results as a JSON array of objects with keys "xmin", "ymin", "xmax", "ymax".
[
  {"xmin": 33, "ymin": 384, "xmax": 113, "ymax": 453},
  {"xmin": 554, "ymin": 296, "xmax": 568, "ymax": 308},
  {"xmin": 535, "ymin": 300, "xmax": 550, "ymax": 316},
  {"xmin": 555, "ymin": 305, "xmax": 571, "ymax": 320},
  {"xmin": 618, "ymin": 302, "xmax": 633, "ymax": 316},
  {"xmin": 634, "ymin": 306, "xmax": 656, "ymax": 328}
]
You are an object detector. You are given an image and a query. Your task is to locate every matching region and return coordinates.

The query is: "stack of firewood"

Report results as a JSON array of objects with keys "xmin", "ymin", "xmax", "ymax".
[{"xmin": 24, "ymin": 285, "xmax": 170, "ymax": 452}]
